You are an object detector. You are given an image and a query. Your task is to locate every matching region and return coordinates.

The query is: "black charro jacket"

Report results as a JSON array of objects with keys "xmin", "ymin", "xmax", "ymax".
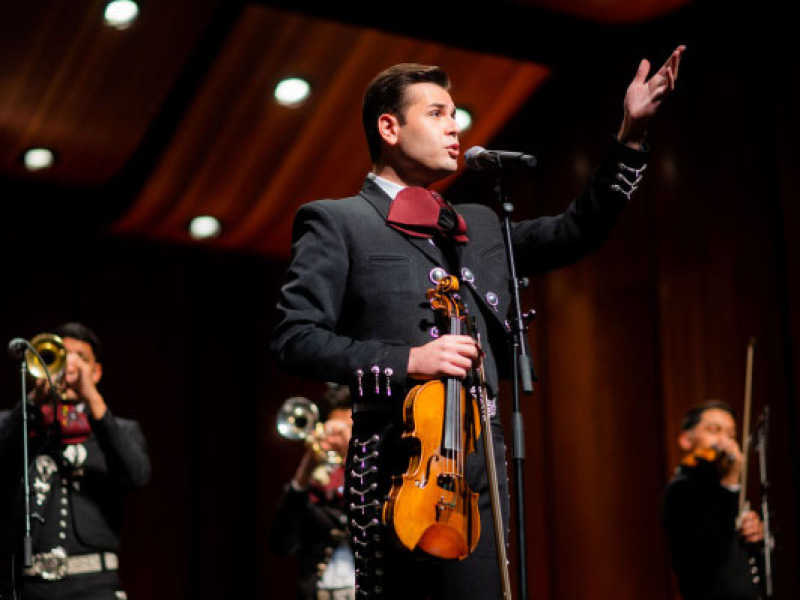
[{"xmin": 271, "ymin": 140, "xmax": 646, "ymax": 400}]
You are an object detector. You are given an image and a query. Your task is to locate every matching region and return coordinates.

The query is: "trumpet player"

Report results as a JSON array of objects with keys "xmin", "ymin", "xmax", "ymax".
[
  {"xmin": 269, "ymin": 384, "xmax": 354, "ymax": 600},
  {"xmin": 0, "ymin": 322, "xmax": 150, "ymax": 600}
]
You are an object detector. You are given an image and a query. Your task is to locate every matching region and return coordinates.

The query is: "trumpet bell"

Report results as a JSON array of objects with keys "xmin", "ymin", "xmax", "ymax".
[
  {"xmin": 26, "ymin": 333, "xmax": 67, "ymax": 380},
  {"xmin": 277, "ymin": 396, "xmax": 320, "ymax": 441}
]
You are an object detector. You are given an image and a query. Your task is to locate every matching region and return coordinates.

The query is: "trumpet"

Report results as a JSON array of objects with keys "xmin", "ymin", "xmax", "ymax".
[
  {"xmin": 277, "ymin": 396, "xmax": 344, "ymax": 485},
  {"xmin": 25, "ymin": 333, "xmax": 67, "ymax": 385}
]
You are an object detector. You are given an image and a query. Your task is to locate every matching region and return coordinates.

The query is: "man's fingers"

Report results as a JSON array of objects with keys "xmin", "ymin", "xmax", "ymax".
[
  {"xmin": 633, "ymin": 58, "xmax": 651, "ymax": 84},
  {"xmin": 441, "ymin": 335, "xmax": 479, "ymax": 357}
]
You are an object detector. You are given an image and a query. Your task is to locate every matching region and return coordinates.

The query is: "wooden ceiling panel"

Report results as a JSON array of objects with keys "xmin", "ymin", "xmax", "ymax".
[
  {"xmin": 0, "ymin": 0, "xmax": 221, "ymax": 185},
  {"xmin": 1, "ymin": 1, "xmax": 697, "ymax": 258},
  {"xmin": 112, "ymin": 5, "xmax": 550, "ymax": 257}
]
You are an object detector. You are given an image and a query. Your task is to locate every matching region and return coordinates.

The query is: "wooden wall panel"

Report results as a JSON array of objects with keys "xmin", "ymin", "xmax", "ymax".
[{"xmin": 481, "ymin": 27, "xmax": 800, "ymax": 600}]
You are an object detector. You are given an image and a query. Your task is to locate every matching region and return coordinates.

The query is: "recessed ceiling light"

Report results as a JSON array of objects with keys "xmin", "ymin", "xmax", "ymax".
[
  {"xmin": 189, "ymin": 215, "xmax": 222, "ymax": 240},
  {"xmin": 23, "ymin": 148, "xmax": 55, "ymax": 171},
  {"xmin": 455, "ymin": 108, "xmax": 473, "ymax": 133},
  {"xmin": 274, "ymin": 77, "xmax": 311, "ymax": 107},
  {"xmin": 104, "ymin": 1, "xmax": 140, "ymax": 30}
]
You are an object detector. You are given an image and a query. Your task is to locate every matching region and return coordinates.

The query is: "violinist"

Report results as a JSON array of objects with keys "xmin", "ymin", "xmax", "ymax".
[
  {"xmin": 662, "ymin": 400, "xmax": 765, "ymax": 600},
  {"xmin": 0, "ymin": 322, "xmax": 150, "ymax": 600},
  {"xmin": 272, "ymin": 50, "xmax": 684, "ymax": 600}
]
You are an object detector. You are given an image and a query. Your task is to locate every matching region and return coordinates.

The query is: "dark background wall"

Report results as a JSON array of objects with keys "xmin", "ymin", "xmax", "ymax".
[{"xmin": 1, "ymin": 2, "xmax": 798, "ymax": 599}]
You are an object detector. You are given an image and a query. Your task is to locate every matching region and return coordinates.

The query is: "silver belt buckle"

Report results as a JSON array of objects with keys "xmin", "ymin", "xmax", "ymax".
[{"xmin": 37, "ymin": 547, "xmax": 69, "ymax": 581}]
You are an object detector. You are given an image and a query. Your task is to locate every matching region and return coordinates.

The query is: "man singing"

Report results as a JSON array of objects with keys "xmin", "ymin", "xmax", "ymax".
[{"xmin": 272, "ymin": 47, "xmax": 684, "ymax": 599}]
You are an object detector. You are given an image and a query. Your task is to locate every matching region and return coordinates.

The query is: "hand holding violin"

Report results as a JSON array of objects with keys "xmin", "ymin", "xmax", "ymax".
[
  {"xmin": 681, "ymin": 436, "xmax": 743, "ymax": 486},
  {"xmin": 715, "ymin": 437, "xmax": 744, "ymax": 487},
  {"xmin": 407, "ymin": 334, "xmax": 480, "ymax": 380}
]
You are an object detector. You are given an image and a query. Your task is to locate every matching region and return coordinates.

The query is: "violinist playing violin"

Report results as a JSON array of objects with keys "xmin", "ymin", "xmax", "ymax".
[
  {"xmin": 662, "ymin": 400, "xmax": 765, "ymax": 600},
  {"xmin": 272, "ymin": 48, "xmax": 684, "ymax": 600}
]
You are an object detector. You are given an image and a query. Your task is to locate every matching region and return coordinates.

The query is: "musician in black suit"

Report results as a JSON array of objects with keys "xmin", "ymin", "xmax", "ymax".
[
  {"xmin": 0, "ymin": 322, "xmax": 150, "ymax": 600},
  {"xmin": 269, "ymin": 384, "xmax": 354, "ymax": 600},
  {"xmin": 662, "ymin": 401, "xmax": 764, "ymax": 600},
  {"xmin": 272, "ymin": 49, "xmax": 684, "ymax": 600}
]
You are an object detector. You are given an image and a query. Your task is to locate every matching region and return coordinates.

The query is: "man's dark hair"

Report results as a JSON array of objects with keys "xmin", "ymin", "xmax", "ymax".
[
  {"xmin": 680, "ymin": 399, "xmax": 737, "ymax": 431},
  {"xmin": 362, "ymin": 63, "xmax": 450, "ymax": 163},
  {"xmin": 323, "ymin": 382, "xmax": 350, "ymax": 412},
  {"xmin": 52, "ymin": 322, "xmax": 102, "ymax": 362}
]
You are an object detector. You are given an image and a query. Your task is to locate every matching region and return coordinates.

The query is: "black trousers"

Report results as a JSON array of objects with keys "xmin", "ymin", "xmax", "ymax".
[
  {"xmin": 19, "ymin": 571, "xmax": 123, "ymax": 600},
  {"xmin": 347, "ymin": 414, "xmax": 509, "ymax": 600}
]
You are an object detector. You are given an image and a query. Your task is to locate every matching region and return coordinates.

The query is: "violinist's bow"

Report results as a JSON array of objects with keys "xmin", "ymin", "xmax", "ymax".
[
  {"xmin": 474, "ymin": 333, "xmax": 513, "ymax": 600},
  {"xmin": 738, "ymin": 338, "xmax": 755, "ymax": 517}
]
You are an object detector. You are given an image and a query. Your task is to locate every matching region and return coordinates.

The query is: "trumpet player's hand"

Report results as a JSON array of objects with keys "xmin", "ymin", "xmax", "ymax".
[
  {"xmin": 320, "ymin": 419, "xmax": 351, "ymax": 457},
  {"xmin": 27, "ymin": 377, "xmax": 53, "ymax": 406},
  {"xmin": 291, "ymin": 448, "xmax": 319, "ymax": 491},
  {"xmin": 64, "ymin": 347, "xmax": 106, "ymax": 419}
]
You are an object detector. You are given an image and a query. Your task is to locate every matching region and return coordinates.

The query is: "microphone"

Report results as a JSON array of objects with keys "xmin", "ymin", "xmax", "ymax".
[
  {"xmin": 8, "ymin": 337, "xmax": 29, "ymax": 360},
  {"xmin": 464, "ymin": 146, "xmax": 537, "ymax": 171}
]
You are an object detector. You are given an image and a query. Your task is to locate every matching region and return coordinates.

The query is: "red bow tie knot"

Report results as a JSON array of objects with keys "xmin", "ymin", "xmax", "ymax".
[
  {"xmin": 386, "ymin": 187, "xmax": 468, "ymax": 242},
  {"xmin": 35, "ymin": 402, "xmax": 91, "ymax": 445}
]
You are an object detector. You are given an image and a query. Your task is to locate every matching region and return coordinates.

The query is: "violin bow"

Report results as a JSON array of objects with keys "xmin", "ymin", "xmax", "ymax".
[
  {"xmin": 473, "ymin": 331, "xmax": 513, "ymax": 600},
  {"xmin": 739, "ymin": 337, "xmax": 756, "ymax": 517}
]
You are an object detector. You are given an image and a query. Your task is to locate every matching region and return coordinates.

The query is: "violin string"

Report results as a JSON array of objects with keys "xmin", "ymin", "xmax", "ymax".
[{"xmin": 456, "ymin": 314, "xmax": 462, "ymax": 484}]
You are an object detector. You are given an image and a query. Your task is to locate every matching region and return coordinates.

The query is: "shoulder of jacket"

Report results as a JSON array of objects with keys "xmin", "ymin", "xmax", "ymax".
[
  {"xmin": 456, "ymin": 202, "xmax": 498, "ymax": 219},
  {"xmin": 299, "ymin": 195, "xmax": 369, "ymax": 217}
]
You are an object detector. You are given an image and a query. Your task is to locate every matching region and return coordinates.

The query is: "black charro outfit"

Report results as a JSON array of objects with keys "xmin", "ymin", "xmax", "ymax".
[
  {"xmin": 0, "ymin": 402, "xmax": 150, "ymax": 600},
  {"xmin": 662, "ymin": 463, "xmax": 763, "ymax": 600},
  {"xmin": 269, "ymin": 467, "xmax": 355, "ymax": 600},
  {"xmin": 271, "ymin": 140, "xmax": 647, "ymax": 599}
]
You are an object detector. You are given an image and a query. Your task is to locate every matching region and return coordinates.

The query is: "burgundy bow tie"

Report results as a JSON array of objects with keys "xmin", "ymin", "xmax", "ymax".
[
  {"xmin": 386, "ymin": 187, "xmax": 468, "ymax": 242},
  {"xmin": 35, "ymin": 401, "xmax": 91, "ymax": 445}
]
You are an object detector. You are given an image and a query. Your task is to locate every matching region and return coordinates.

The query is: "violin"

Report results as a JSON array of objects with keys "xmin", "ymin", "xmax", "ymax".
[
  {"xmin": 383, "ymin": 275, "xmax": 481, "ymax": 560},
  {"xmin": 680, "ymin": 446, "xmax": 730, "ymax": 469}
]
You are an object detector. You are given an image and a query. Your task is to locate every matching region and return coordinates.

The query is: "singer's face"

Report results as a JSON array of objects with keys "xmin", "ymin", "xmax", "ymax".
[
  {"xmin": 380, "ymin": 82, "xmax": 460, "ymax": 186},
  {"xmin": 685, "ymin": 408, "xmax": 737, "ymax": 452}
]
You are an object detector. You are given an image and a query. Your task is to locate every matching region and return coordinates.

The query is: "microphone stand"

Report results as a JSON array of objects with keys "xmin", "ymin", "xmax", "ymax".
[
  {"xmin": 8, "ymin": 340, "xmax": 35, "ymax": 570},
  {"xmin": 495, "ymin": 172, "xmax": 535, "ymax": 600},
  {"xmin": 7, "ymin": 339, "xmax": 59, "ymax": 571},
  {"xmin": 754, "ymin": 406, "xmax": 775, "ymax": 597}
]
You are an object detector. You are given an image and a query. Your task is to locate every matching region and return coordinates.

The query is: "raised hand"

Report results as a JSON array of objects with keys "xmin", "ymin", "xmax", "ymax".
[{"xmin": 618, "ymin": 45, "xmax": 686, "ymax": 147}]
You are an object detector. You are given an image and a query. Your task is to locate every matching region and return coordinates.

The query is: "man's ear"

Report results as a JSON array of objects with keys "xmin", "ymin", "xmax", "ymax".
[
  {"xmin": 678, "ymin": 431, "xmax": 693, "ymax": 452},
  {"xmin": 377, "ymin": 113, "xmax": 400, "ymax": 147}
]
